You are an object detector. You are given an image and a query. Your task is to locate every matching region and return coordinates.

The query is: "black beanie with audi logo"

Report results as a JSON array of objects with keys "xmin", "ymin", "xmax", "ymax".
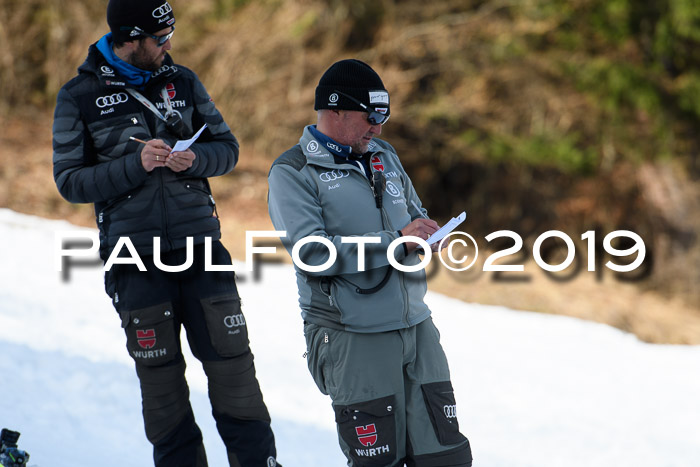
[
  {"xmin": 314, "ymin": 59, "xmax": 390, "ymax": 115},
  {"xmin": 107, "ymin": 0, "xmax": 176, "ymax": 43}
]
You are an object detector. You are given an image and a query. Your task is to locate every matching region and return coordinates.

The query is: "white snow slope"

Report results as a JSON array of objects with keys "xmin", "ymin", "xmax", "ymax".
[{"xmin": 0, "ymin": 209, "xmax": 698, "ymax": 467}]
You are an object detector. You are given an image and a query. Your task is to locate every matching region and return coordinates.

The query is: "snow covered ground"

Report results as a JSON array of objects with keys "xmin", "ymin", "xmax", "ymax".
[{"xmin": 0, "ymin": 208, "xmax": 698, "ymax": 466}]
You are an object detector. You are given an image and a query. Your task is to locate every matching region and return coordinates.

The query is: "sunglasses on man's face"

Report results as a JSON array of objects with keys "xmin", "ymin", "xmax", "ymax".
[
  {"xmin": 123, "ymin": 26, "xmax": 175, "ymax": 47},
  {"xmin": 333, "ymin": 90, "xmax": 390, "ymax": 125}
]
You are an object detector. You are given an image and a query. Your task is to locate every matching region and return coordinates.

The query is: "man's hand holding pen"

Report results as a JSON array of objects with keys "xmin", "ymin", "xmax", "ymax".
[
  {"xmin": 402, "ymin": 200, "xmax": 448, "ymax": 253},
  {"xmin": 400, "ymin": 218, "xmax": 440, "ymax": 253},
  {"xmin": 131, "ymin": 136, "xmax": 195, "ymax": 173}
]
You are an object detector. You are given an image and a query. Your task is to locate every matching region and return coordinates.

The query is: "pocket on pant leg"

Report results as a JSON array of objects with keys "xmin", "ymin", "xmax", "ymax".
[
  {"xmin": 334, "ymin": 395, "xmax": 397, "ymax": 466},
  {"xmin": 303, "ymin": 324, "xmax": 331, "ymax": 395},
  {"xmin": 120, "ymin": 302, "xmax": 178, "ymax": 366},
  {"xmin": 421, "ymin": 381, "xmax": 467, "ymax": 446},
  {"xmin": 200, "ymin": 294, "xmax": 249, "ymax": 357}
]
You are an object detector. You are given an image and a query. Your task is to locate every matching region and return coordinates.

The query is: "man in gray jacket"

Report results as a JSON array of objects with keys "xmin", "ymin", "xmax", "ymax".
[{"xmin": 268, "ymin": 59, "xmax": 472, "ymax": 466}]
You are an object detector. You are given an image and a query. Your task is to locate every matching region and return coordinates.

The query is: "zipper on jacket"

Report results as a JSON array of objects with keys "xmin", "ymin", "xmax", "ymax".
[
  {"xmin": 370, "ymin": 168, "xmax": 412, "ymax": 327},
  {"xmin": 377, "ymin": 191, "xmax": 411, "ymax": 326},
  {"xmin": 158, "ymin": 168, "xmax": 173, "ymax": 250}
]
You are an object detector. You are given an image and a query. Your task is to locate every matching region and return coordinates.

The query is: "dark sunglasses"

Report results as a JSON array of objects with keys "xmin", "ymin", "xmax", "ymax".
[
  {"xmin": 122, "ymin": 26, "xmax": 175, "ymax": 47},
  {"xmin": 333, "ymin": 90, "xmax": 390, "ymax": 125}
]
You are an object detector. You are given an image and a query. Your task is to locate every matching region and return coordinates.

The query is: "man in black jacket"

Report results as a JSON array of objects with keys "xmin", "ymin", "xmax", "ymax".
[{"xmin": 52, "ymin": 1, "xmax": 279, "ymax": 465}]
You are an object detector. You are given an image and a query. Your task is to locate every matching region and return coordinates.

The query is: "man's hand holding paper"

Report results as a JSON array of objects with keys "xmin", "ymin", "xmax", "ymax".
[{"xmin": 426, "ymin": 211, "xmax": 467, "ymax": 245}]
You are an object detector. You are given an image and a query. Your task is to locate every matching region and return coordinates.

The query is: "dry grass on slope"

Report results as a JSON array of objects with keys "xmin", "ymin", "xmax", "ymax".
[{"xmin": 1, "ymin": 0, "xmax": 698, "ymax": 343}]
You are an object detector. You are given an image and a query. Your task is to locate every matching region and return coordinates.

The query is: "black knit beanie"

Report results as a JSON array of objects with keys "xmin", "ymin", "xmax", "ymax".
[
  {"xmin": 315, "ymin": 59, "xmax": 390, "ymax": 115},
  {"xmin": 107, "ymin": 0, "xmax": 176, "ymax": 43}
]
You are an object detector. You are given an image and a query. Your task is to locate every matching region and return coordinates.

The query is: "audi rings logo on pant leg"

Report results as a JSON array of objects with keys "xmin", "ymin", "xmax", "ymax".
[
  {"xmin": 319, "ymin": 169, "xmax": 350, "ymax": 182},
  {"xmin": 443, "ymin": 404, "xmax": 458, "ymax": 419},
  {"xmin": 152, "ymin": 2, "xmax": 173, "ymax": 18},
  {"xmin": 224, "ymin": 314, "xmax": 246, "ymax": 328},
  {"xmin": 95, "ymin": 93, "xmax": 129, "ymax": 108}
]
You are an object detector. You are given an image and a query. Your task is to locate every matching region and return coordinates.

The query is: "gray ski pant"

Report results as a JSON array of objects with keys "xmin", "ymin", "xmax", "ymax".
[{"xmin": 304, "ymin": 317, "xmax": 472, "ymax": 466}]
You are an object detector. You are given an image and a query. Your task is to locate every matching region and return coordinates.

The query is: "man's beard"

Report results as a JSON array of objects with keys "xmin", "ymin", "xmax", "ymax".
[{"xmin": 130, "ymin": 47, "xmax": 162, "ymax": 72}]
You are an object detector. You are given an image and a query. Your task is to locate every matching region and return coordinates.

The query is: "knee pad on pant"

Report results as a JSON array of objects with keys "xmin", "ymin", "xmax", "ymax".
[
  {"xmin": 136, "ymin": 357, "xmax": 192, "ymax": 444},
  {"xmin": 202, "ymin": 350, "xmax": 270, "ymax": 422}
]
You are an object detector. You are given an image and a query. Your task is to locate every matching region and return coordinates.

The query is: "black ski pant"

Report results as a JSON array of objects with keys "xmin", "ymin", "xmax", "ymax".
[{"xmin": 105, "ymin": 241, "xmax": 278, "ymax": 467}]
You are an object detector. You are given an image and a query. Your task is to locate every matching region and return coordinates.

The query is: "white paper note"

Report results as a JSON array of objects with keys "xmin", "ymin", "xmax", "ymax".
[
  {"xmin": 426, "ymin": 211, "xmax": 467, "ymax": 245},
  {"xmin": 170, "ymin": 124, "xmax": 207, "ymax": 153}
]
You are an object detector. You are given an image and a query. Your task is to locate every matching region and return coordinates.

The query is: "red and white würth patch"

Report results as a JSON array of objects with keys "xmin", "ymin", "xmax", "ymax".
[
  {"xmin": 137, "ymin": 329, "xmax": 156, "ymax": 349},
  {"xmin": 370, "ymin": 155, "xmax": 384, "ymax": 172},
  {"xmin": 356, "ymin": 423, "xmax": 378, "ymax": 447}
]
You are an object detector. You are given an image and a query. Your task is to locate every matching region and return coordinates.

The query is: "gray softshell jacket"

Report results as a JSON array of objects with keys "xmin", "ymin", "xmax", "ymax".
[{"xmin": 268, "ymin": 125, "xmax": 432, "ymax": 332}]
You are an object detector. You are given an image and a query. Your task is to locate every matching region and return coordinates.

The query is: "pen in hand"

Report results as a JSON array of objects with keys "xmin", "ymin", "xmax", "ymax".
[
  {"xmin": 129, "ymin": 136, "xmax": 149, "ymax": 145},
  {"xmin": 410, "ymin": 200, "xmax": 441, "ymax": 253},
  {"xmin": 411, "ymin": 200, "xmax": 429, "ymax": 219}
]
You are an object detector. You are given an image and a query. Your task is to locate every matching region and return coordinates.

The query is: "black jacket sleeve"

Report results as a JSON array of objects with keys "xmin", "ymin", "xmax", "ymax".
[
  {"xmin": 184, "ymin": 73, "xmax": 239, "ymax": 178},
  {"xmin": 52, "ymin": 86, "xmax": 149, "ymax": 204}
]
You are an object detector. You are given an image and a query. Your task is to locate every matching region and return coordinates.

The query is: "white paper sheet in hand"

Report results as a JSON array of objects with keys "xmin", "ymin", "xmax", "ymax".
[
  {"xmin": 426, "ymin": 211, "xmax": 467, "ymax": 245},
  {"xmin": 170, "ymin": 124, "xmax": 207, "ymax": 153}
]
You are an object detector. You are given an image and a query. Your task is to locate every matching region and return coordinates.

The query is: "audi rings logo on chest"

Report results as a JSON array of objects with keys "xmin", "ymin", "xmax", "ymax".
[
  {"xmin": 319, "ymin": 169, "xmax": 350, "ymax": 182},
  {"xmin": 444, "ymin": 404, "xmax": 457, "ymax": 419},
  {"xmin": 224, "ymin": 314, "xmax": 246, "ymax": 328},
  {"xmin": 96, "ymin": 93, "xmax": 129, "ymax": 108},
  {"xmin": 152, "ymin": 2, "xmax": 172, "ymax": 18}
]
